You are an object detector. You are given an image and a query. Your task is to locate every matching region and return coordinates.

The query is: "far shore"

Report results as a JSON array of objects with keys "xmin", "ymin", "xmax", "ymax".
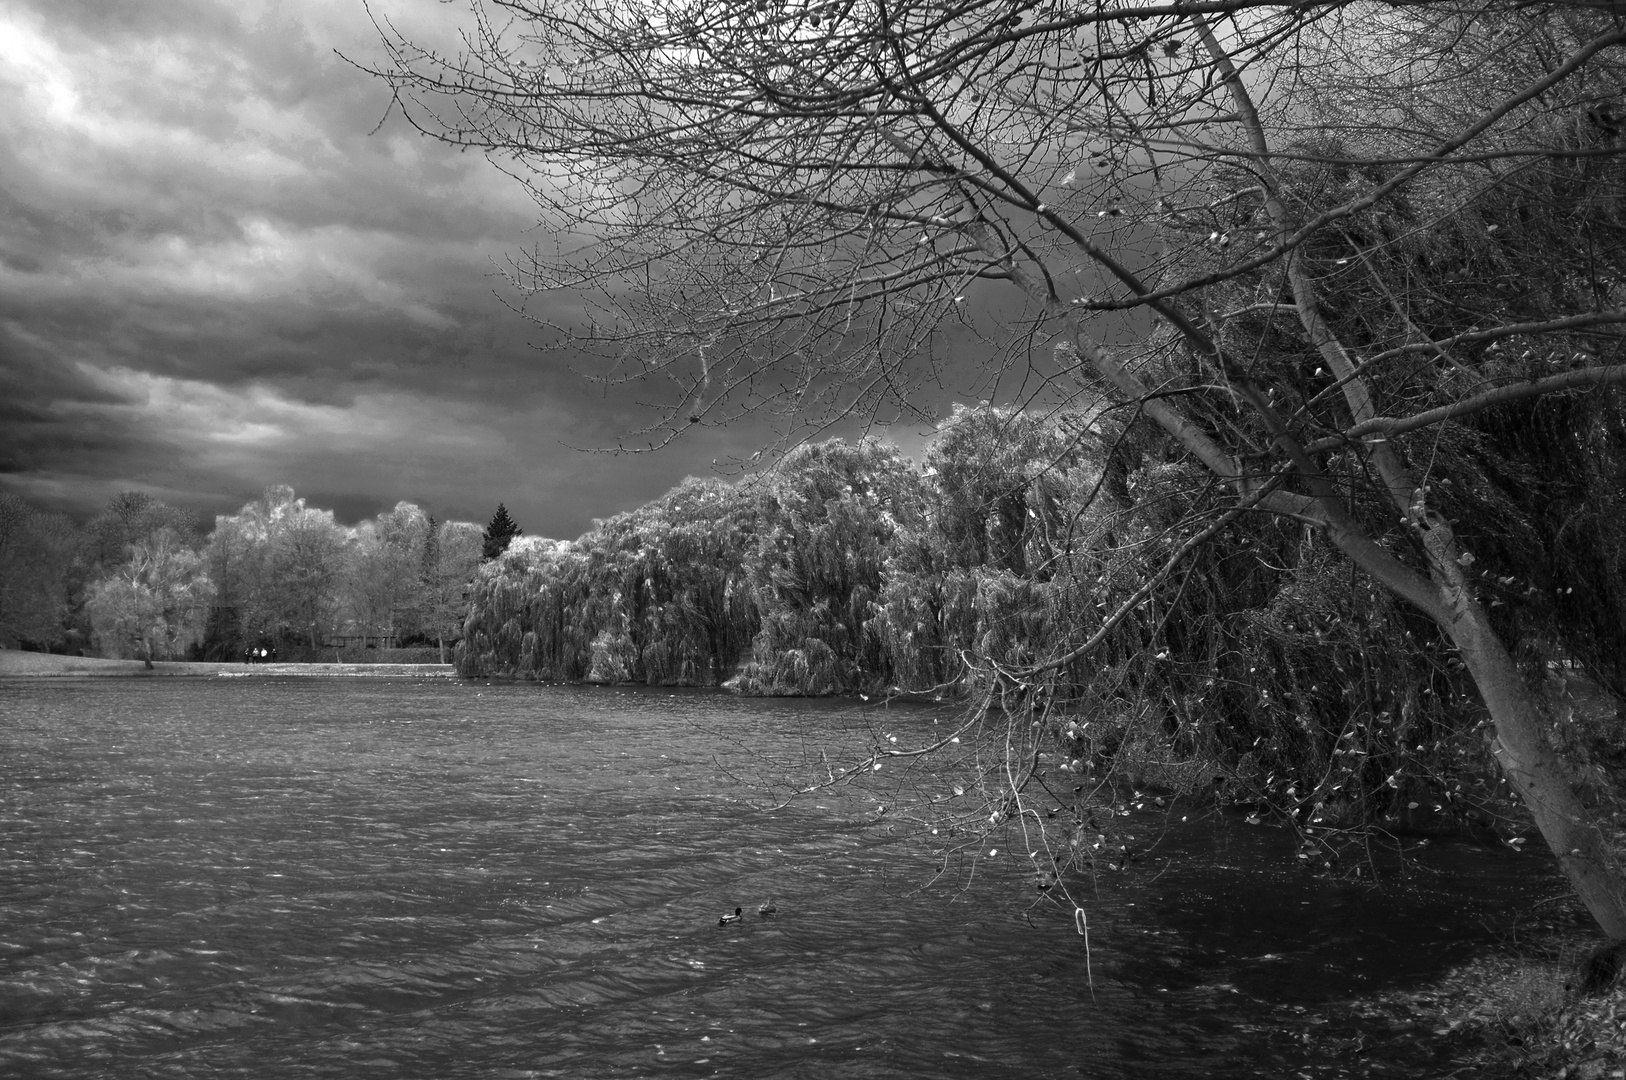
[{"xmin": 0, "ymin": 650, "xmax": 456, "ymax": 678}]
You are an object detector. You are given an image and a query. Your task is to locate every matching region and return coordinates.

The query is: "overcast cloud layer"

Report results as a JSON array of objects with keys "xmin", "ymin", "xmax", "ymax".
[{"xmin": 0, "ymin": 0, "xmax": 806, "ymax": 537}]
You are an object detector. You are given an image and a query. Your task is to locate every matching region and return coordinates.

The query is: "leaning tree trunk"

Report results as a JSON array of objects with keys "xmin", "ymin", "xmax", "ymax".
[
  {"xmin": 1185, "ymin": 14, "xmax": 1626, "ymax": 939},
  {"xmin": 1316, "ymin": 487, "xmax": 1626, "ymax": 937},
  {"xmin": 1448, "ymin": 594, "xmax": 1626, "ymax": 937}
]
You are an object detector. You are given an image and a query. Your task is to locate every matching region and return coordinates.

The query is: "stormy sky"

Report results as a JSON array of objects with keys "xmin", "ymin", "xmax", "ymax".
[{"xmin": 0, "ymin": 0, "xmax": 954, "ymax": 539}]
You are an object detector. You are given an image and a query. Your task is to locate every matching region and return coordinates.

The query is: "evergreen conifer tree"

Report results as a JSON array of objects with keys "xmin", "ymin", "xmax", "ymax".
[{"xmin": 481, "ymin": 504, "xmax": 522, "ymax": 561}]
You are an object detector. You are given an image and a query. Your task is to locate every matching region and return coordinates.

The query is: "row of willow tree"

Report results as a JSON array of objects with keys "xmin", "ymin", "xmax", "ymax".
[
  {"xmin": 0, "ymin": 486, "xmax": 490, "ymax": 665},
  {"xmin": 462, "ymin": 396, "xmax": 1624, "ymax": 848}
]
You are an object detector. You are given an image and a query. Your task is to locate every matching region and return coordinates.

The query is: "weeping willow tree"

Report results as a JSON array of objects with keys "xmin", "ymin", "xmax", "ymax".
[
  {"xmin": 459, "ymin": 476, "xmax": 760, "ymax": 683},
  {"xmin": 732, "ymin": 438, "xmax": 925, "ymax": 694},
  {"xmin": 871, "ymin": 403, "xmax": 1126, "ymax": 694},
  {"xmin": 374, "ymin": 1, "xmax": 1626, "ymax": 937}
]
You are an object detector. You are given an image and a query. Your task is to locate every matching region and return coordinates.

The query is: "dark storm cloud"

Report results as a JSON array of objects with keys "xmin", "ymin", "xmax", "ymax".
[
  {"xmin": 0, "ymin": 0, "xmax": 768, "ymax": 538},
  {"xmin": 0, "ymin": 0, "xmax": 956, "ymax": 543}
]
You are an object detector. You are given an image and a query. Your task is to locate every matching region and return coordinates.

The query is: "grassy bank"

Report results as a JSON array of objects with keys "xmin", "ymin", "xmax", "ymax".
[{"xmin": 0, "ymin": 650, "xmax": 455, "ymax": 678}]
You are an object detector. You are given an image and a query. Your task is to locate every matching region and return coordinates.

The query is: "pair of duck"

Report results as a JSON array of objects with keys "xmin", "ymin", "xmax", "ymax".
[{"xmin": 719, "ymin": 900, "xmax": 776, "ymax": 925}]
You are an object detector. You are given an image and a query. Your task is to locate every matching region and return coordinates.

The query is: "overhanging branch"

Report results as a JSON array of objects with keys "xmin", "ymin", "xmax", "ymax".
[{"xmin": 1307, "ymin": 364, "xmax": 1626, "ymax": 453}]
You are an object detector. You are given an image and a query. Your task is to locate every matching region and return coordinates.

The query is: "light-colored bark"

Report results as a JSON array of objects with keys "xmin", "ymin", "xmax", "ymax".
[{"xmin": 1451, "ymin": 591, "xmax": 1626, "ymax": 938}]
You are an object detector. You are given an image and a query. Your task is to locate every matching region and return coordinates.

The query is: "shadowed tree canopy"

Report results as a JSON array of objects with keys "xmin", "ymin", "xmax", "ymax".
[
  {"xmin": 82, "ymin": 492, "xmax": 198, "ymax": 578},
  {"xmin": 0, "ymin": 493, "xmax": 75, "ymax": 648},
  {"xmin": 372, "ymin": 1, "xmax": 1626, "ymax": 937}
]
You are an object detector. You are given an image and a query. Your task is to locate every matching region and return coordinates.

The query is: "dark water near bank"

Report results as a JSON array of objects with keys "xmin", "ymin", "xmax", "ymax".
[{"xmin": 0, "ymin": 679, "xmax": 1578, "ymax": 1078}]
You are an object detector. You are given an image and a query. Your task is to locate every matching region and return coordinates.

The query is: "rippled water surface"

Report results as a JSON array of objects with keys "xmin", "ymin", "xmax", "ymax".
[{"xmin": 0, "ymin": 678, "xmax": 1577, "ymax": 1078}]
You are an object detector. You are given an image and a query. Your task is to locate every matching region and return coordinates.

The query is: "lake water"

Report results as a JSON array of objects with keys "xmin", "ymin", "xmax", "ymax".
[{"xmin": 0, "ymin": 678, "xmax": 1578, "ymax": 1078}]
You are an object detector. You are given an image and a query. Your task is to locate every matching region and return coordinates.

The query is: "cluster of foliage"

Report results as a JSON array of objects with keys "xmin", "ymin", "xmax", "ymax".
[
  {"xmin": 205, "ymin": 485, "xmax": 485, "ymax": 659},
  {"xmin": 86, "ymin": 527, "xmax": 211, "ymax": 667},
  {"xmin": 461, "ymin": 439, "xmax": 924, "ymax": 691},
  {"xmin": 5, "ymin": 491, "xmax": 203, "ymax": 662},
  {"xmin": 0, "ymin": 487, "xmax": 486, "ymax": 664},
  {"xmin": 463, "ymin": 393, "xmax": 1622, "ymax": 857}
]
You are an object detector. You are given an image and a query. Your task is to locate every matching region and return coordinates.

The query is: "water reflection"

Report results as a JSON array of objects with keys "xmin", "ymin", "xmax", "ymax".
[{"xmin": 0, "ymin": 679, "xmax": 1575, "ymax": 1078}]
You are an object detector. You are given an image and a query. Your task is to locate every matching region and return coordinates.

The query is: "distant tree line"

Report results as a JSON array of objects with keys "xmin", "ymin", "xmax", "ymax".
[{"xmin": 0, "ymin": 487, "xmax": 492, "ymax": 665}]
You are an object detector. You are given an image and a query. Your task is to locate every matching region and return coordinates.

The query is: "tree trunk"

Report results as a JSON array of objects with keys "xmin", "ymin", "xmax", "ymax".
[
  {"xmin": 1448, "ymin": 598, "xmax": 1626, "ymax": 938},
  {"xmin": 1321, "ymin": 514, "xmax": 1626, "ymax": 937},
  {"xmin": 438, "ymin": 635, "xmax": 446, "ymax": 665}
]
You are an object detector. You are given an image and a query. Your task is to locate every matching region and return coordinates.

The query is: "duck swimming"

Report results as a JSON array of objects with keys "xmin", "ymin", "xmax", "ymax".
[
  {"xmin": 718, "ymin": 907, "xmax": 743, "ymax": 925},
  {"xmin": 757, "ymin": 899, "xmax": 777, "ymax": 916}
]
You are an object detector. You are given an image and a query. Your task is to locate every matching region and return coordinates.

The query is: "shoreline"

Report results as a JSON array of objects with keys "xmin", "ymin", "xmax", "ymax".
[{"xmin": 0, "ymin": 650, "xmax": 456, "ymax": 678}]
